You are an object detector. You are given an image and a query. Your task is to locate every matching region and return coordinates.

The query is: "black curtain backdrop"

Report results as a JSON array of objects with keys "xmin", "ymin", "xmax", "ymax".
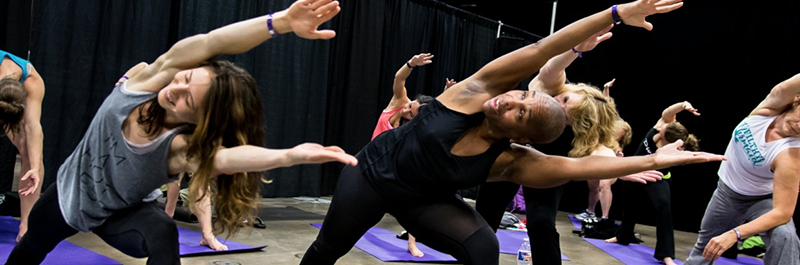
[
  {"xmin": 176, "ymin": 0, "xmax": 334, "ymax": 198},
  {"xmin": 4, "ymin": 0, "xmax": 800, "ymax": 234},
  {"xmin": 321, "ymin": 0, "xmax": 537, "ymax": 195},
  {"xmin": 26, "ymin": 0, "xmax": 175, "ymax": 193}
]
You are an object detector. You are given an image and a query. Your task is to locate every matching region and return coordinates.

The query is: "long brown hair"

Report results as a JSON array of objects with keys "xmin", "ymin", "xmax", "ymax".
[
  {"xmin": 0, "ymin": 78, "xmax": 26, "ymax": 134},
  {"xmin": 566, "ymin": 83, "xmax": 620, "ymax": 158},
  {"xmin": 138, "ymin": 60, "xmax": 266, "ymax": 237}
]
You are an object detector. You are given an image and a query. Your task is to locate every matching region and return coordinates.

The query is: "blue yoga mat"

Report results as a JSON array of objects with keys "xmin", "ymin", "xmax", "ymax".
[
  {"xmin": 177, "ymin": 227, "xmax": 267, "ymax": 257},
  {"xmin": 0, "ymin": 216, "xmax": 121, "ymax": 265},
  {"xmin": 310, "ymin": 223, "xmax": 457, "ymax": 262},
  {"xmin": 568, "ymin": 215, "xmax": 685, "ymax": 265},
  {"xmin": 496, "ymin": 229, "xmax": 570, "ymax": 261}
]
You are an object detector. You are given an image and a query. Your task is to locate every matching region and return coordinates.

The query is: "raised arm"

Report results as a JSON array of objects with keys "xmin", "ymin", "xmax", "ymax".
[
  {"xmin": 655, "ymin": 101, "xmax": 700, "ymax": 128},
  {"xmin": 115, "ymin": 62, "xmax": 149, "ymax": 87},
  {"xmin": 751, "ymin": 73, "xmax": 800, "ymax": 116},
  {"xmin": 439, "ymin": 0, "xmax": 683, "ymax": 112},
  {"xmin": 127, "ymin": 0, "xmax": 341, "ymax": 92},
  {"xmin": 703, "ymin": 149, "xmax": 800, "ymax": 261},
  {"xmin": 210, "ymin": 143, "xmax": 357, "ymax": 177},
  {"xmin": 18, "ymin": 65, "xmax": 44, "ymax": 196},
  {"xmin": 528, "ymin": 24, "xmax": 614, "ymax": 96},
  {"xmin": 602, "ymin": 78, "xmax": 616, "ymax": 97},
  {"xmin": 491, "ymin": 140, "xmax": 723, "ymax": 189},
  {"xmin": 386, "ymin": 53, "xmax": 433, "ymax": 110}
]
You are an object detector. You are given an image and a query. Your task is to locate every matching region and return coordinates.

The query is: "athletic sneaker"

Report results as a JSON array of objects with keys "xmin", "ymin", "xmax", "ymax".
[{"xmin": 574, "ymin": 210, "xmax": 596, "ymax": 221}]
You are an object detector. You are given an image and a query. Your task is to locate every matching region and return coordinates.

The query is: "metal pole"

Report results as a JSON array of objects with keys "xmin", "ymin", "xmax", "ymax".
[
  {"xmin": 550, "ymin": 1, "xmax": 557, "ymax": 35},
  {"xmin": 497, "ymin": 20, "xmax": 503, "ymax": 38}
]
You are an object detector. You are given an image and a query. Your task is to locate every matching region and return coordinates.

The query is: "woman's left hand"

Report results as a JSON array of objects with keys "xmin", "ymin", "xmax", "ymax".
[
  {"xmin": 288, "ymin": 143, "xmax": 358, "ymax": 166},
  {"xmin": 284, "ymin": 0, "xmax": 341, "ymax": 39},
  {"xmin": 575, "ymin": 24, "xmax": 614, "ymax": 53},
  {"xmin": 703, "ymin": 230, "xmax": 738, "ymax": 261}
]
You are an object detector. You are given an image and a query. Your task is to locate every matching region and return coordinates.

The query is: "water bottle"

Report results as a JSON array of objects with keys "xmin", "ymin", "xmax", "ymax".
[{"xmin": 517, "ymin": 237, "xmax": 532, "ymax": 265}]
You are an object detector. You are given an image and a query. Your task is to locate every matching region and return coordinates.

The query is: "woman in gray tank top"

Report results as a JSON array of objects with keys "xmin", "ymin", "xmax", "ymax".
[{"xmin": 7, "ymin": 1, "xmax": 356, "ymax": 264}]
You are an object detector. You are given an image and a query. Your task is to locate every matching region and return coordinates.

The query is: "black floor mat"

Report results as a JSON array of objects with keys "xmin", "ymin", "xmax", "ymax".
[{"xmin": 257, "ymin": 206, "xmax": 324, "ymax": 221}]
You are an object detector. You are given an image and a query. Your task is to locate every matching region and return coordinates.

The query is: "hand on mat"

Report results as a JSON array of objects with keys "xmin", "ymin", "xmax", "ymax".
[
  {"xmin": 282, "ymin": 0, "xmax": 341, "ymax": 39},
  {"xmin": 287, "ymin": 143, "xmax": 358, "ymax": 166},
  {"xmin": 703, "ymin": 229, "xmax": 737, "ymax": 261},
  {"xmin": 616, "ymin": 0, "xmax": 684, "ymax": 31},
  {"xmin": 618, "ymin": 170, "xmax": 662, "ymax": 183},
  {"xmin": 653, "ymin": 140, "xmax": 726, "ymax": 168},
  {"xmin": 18, "ymin": 169, "xmax": 40, "ymax": 196},
  {"xmin": 574, "ymin": 23, "xmax": 614, "ymax": 53},
  {"xmin": 200, "ymin": 233, "xmax": 229, "ymax": 251}
]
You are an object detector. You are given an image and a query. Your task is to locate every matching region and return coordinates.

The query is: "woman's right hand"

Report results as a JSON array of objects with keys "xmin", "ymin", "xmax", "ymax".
[
  {"xmin": 282, "ymin": 0, "xmax": 341, "ymax": 39},
  {"xmin": 653, "ymin": 140, "xmax": 726, "ymax": 168}
]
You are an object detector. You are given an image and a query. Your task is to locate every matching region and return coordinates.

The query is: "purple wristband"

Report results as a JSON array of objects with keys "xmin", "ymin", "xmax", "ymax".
[
  {"xmin": 266, "ymin": 13, "xmax": 279, "ymax": 37},
  {"xmin": 611, "ymin": 5, "xmax": 622, "ymax": 25},
  {"xmin": 571, "ymin": 47, "xmax": 583, "ymax": 58}
]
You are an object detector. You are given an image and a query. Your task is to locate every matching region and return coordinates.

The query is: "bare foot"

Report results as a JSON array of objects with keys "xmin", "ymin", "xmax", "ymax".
[
  {"xmin": 16, "ymin": 224, "xmax": 27, "ymax": 243},
  {"xmin": 662, "ymin": 257, "xmax": 677, "ymax": 265},
  {"xmin": 200, "ymin": 233, "xmax": 229, "ymax": 251},
  {"xmin": 408, "ymin": 243, "xmax": 425, "ymax": 258},
  {"xmin": 604, "ymin": 237, "xmax": 618, "ymax": 243}
]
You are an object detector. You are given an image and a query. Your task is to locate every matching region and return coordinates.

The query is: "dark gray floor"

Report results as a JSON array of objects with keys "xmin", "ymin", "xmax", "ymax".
[
  {"xmin": 50, "ymin": 196, "xmax": 761, "ymax": 265},
  {"xmin": 8, "ymin": 158, "xmax": 763, "ymax": 264}
]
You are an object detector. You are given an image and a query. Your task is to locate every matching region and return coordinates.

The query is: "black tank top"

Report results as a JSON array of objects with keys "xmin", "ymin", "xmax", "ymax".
[
  {"xmin": 358, "ymin": 99, "xmax": 510, "ymax": 199},
  {"xmin": 635, "ymin": 127, "xmax": 672, "ymax": 175}
]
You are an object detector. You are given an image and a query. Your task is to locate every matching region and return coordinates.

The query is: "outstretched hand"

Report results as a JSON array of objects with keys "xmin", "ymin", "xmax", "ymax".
[
  {"xmin": 619, "ymin": 170, "xmax": 663, "ymax": 184},
  {"xmin": 653, "ymin": 140, "xmax": 725, "ymax": 168},
  {"xmin": 18, "ymin": 169, "xmax": 40, "ymax": 196},
  {"xmin": 575, "ymin": 24, "xmax": 614, "ymax": 52},
  {"xmin": 617, "ymin": 0, "xmax": 684, "ymax": 31},
  {"xmin": 409, "ymin": 53, "xmax": 434, "ymax": 67},
  {"xmin": 285, "ymin": 0, "xmax": 341, "ymax": 39},
  {"xmin": 287, "ymin": 143, "xmax": 358, "ymax": 166}
]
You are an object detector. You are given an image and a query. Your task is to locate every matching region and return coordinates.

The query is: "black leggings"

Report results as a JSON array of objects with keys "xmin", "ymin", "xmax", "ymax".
[
  {"xmin": 300, "ymin": 165, "xmax": 499, "ymax": 265},
  {"xmin": 616, "ymin": 179, "xmax": 675, "ymax": 260},
  {"xmin": 7, "ymin": 184, "xmax": 180, "ymax": 265},
  {"xmin": 475, "ymin": 181, "xmax": 565, "ymax": 265}
]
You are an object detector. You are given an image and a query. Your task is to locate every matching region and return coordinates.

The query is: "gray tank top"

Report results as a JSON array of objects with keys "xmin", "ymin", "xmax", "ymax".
[{"xmin": 57, "ymin": 82, "xmax": 184, "ymax": 231}]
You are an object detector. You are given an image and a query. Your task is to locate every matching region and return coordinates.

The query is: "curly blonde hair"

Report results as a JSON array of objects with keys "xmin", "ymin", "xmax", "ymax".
[{"xmin": 565, "ymin": 83, "xmax": 620, "ymax": 158}]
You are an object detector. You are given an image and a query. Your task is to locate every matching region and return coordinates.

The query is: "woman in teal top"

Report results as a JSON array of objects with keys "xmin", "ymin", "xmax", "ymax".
[{"xmin": 0, "ymin": 48, "xmax": 45, "ymax": 242}]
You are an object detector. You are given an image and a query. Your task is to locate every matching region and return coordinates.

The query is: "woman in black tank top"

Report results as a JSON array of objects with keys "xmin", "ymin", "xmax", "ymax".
[{"xmin": 302, "ymin": 2, "xmax": 724, "ymax": 264}]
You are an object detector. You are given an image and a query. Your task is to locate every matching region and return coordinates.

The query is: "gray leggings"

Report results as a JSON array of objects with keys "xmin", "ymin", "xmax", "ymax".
[{"xmin": 686, "ymin": 180, "xmax": 800, "ymax": 265}]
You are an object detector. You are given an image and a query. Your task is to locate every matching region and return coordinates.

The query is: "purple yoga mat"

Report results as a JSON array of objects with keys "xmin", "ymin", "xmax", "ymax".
[
  {"xmin": 568, "ymin": 215, "xmax": 685, "ymax": 265},
  {"xmin": 496, "ymin": 229, "xmax": 570, "ymax": 261},
  {"xmin": 177, "ymin": 226, "xmax": 267, "ymax": 257},
  {"xmin": 310, "ymin": 223, "xmax": 457, "ymax": 262},
  {"xmin": 0, "ymin": 216, "xmax": 121, "ymax": 265},
  {"xmin": 685, "ymin": 251, "xmax": 763, "ymax": 265}
]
